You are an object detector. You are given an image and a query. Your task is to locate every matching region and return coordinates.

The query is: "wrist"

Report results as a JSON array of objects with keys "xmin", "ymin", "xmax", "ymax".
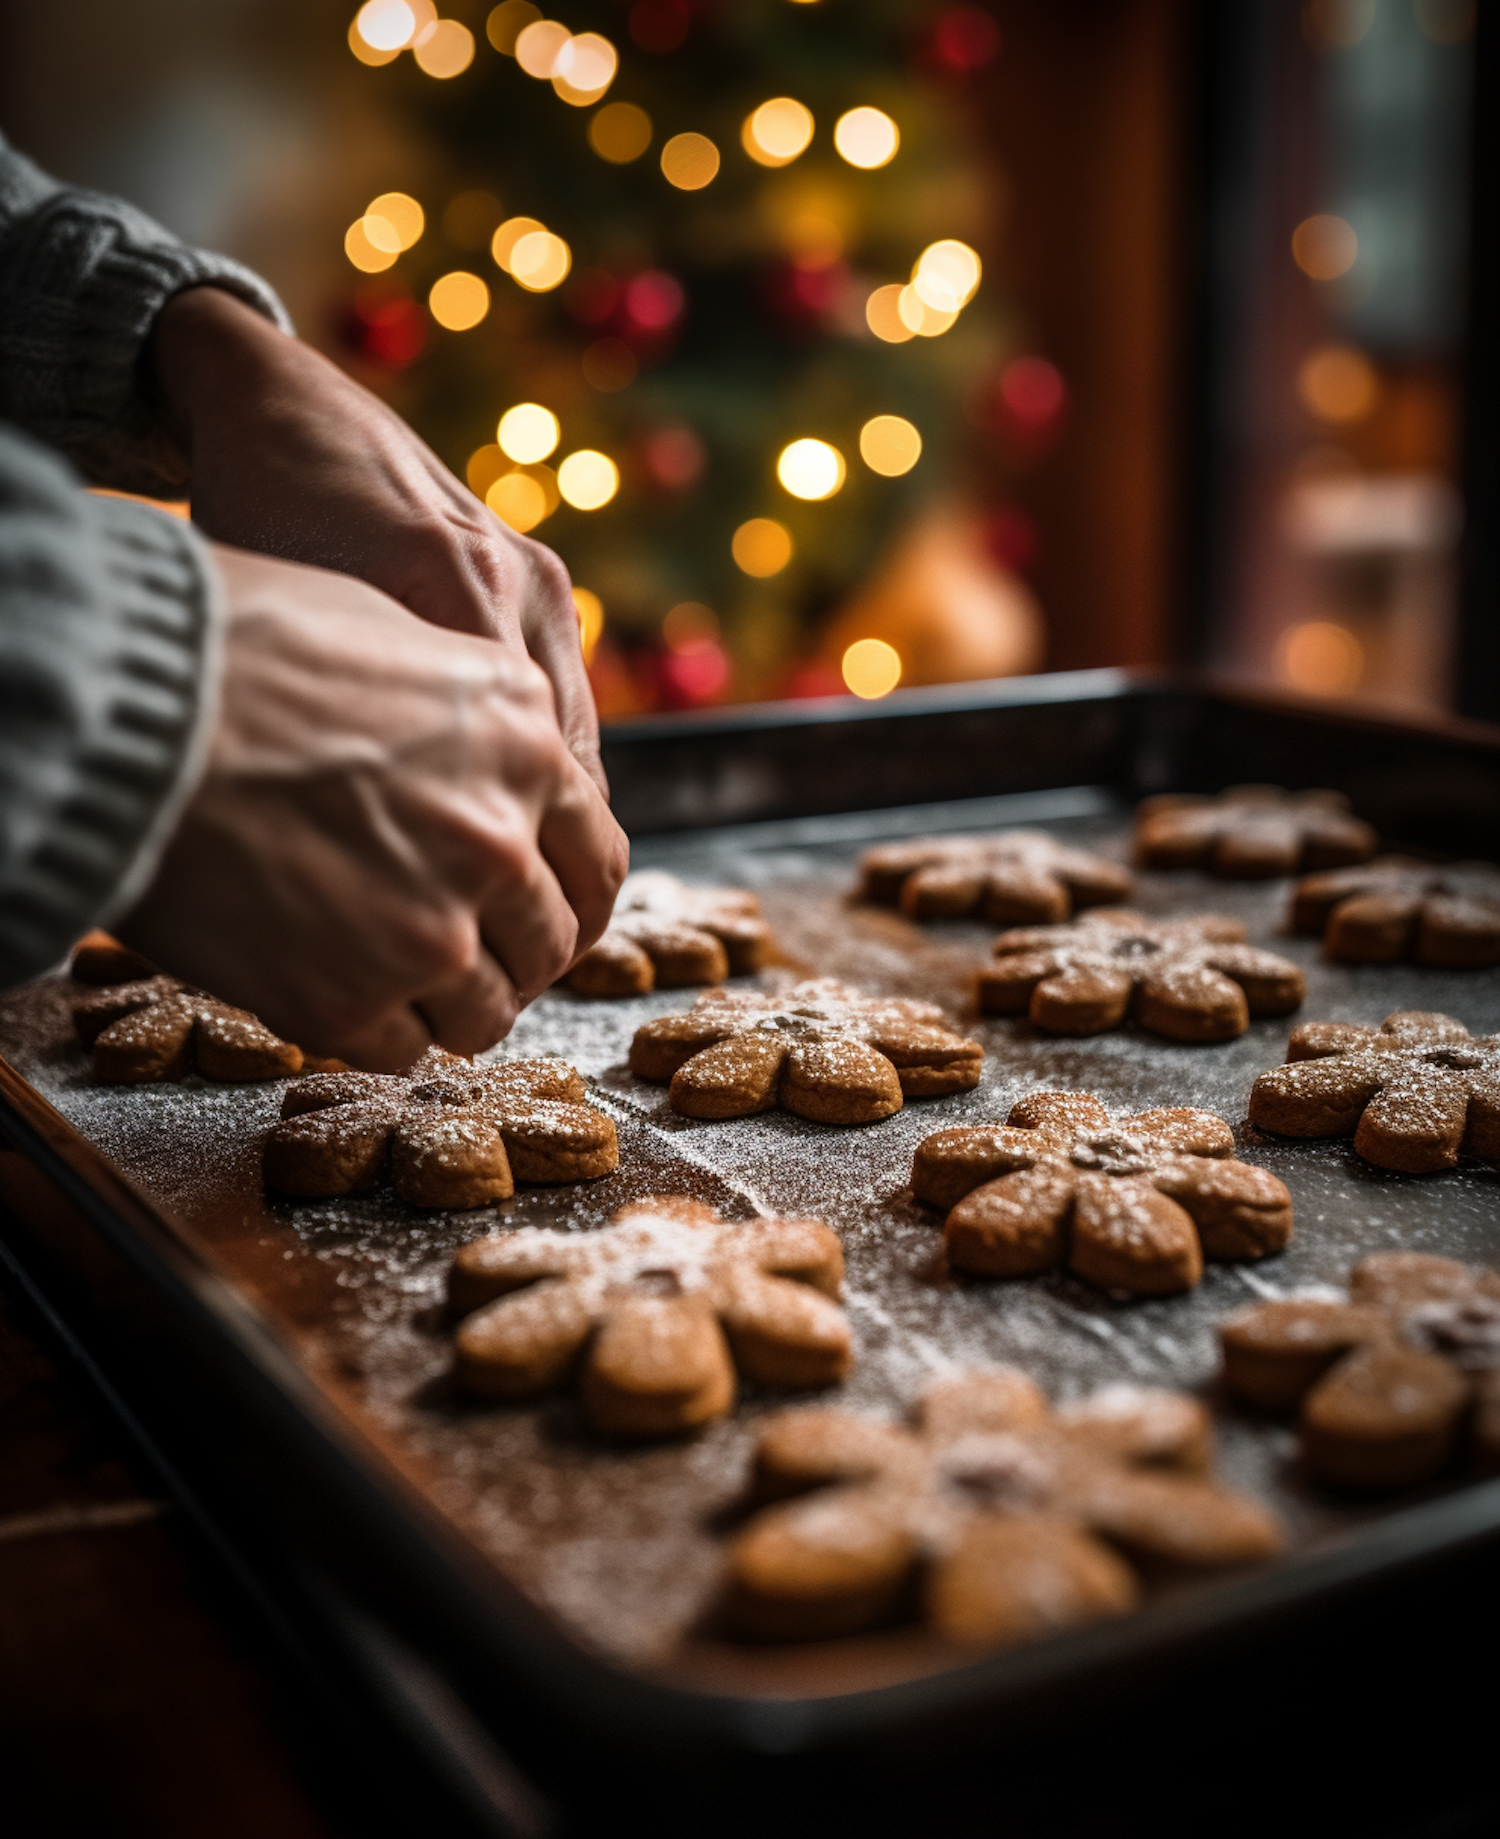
[{"xmin": 151, "ymin": 286, "xmax": 286, "ymax": 443}]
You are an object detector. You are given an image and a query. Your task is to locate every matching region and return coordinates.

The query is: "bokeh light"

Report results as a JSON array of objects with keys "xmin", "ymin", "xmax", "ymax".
[
  {"xmin": 572, "ymin": 586, "xmax": 604, "ymax": 662},
  {"xmin": 896, "ymin": 284, "xmax": 956, "ymax": 337},
  {"xmin": 859, "ymin": 415, "xmax": 921, "ymax": 477},
  {"xmin": 353, "ymin": 0, "xmax": 417, "ymax": 52},
  {"xmin": 345, "ymin": 217, "xmax": 399, "ymax": 272},
  {"xmin": 509, "ymin": 229, "xmax": 572, "ymax": 290},
  {"xmin": 999, "ymin": 355, "xmax": 1067, "ymax": 429},
  {"xmin": 466, "ymin": 443, "xmax": 506, "ymax": 499},
  {"xmin": 777, "ymin": 438, "xmax": 845, "ymax": 501},
  {"xmin": 1275, "ymin": 620, "xmax": 1365, "ymax": 695},
  {"xmin": 486, "ymin": 1, "xmax": 539, "ymax": 54},
  {"xmin": 487, "ymin": 468, "xmax": 555, "ymax": 532},
  {"xmin": 497, "ymin": 402, "xmax": 561, "ymax": 462},
  {"xmin": 865, "ymin": 283, "xmax": 916, "ymax": 344},
  {"xmin": 662, "ymin": 601, "xmax": 719, "ymax": 649},
  {"xmin": 349, "ymin": 18, "xmax": 401, "ymax": 64},
  {"xmin": 661, "ymin": 132, "xmax": 720, "ymax": 190},
  {"xmin": 842, "ymin": 638, "xmax": 902, "ymax": 699},
  {"xmin": 414, "ymin": 19, "xmax": 475, "ymax": 77},
  {"xmin": 557, "ymin": 449, "xmax": 620, "ymax": 508},
  {"xmin": 589, "ymin": 101, "xmax": 652, "ymax": 162},
  {"xmin": 1303, "ymin": 0, "xmax": 1375, "ymax": 50},
  {"xmin": 915, "ymin": 239, "xmax": 981, "ymax": 307},
  {"xmin": 515, "ymin": 18, "xmax": 570, "ymax": 76},
  {"xmin": 367, "ymin": 192, "xmax": 425, "ymax": 249},
  {"xmin": 553, "ymin": 32, "xmax": 618, "ymax": 104},
  {"xmin": 743, "ymin": 98, "xmax": 815, "ymax": 167},
  {"xmin": 428, "ymin": 270, "xmax": 490, "ymax": 328},
  {"xmin": 833, "ymin": 107, "xmax": 899, "ymax": 169},
  {"xmin": 1297, "ymin": 343, "xmax": 1379, "ymax": 422},
  {"xmin": 491, "ymin": 215, "xmax": 545, "ymax": 271},
  {"xmin": 732, "ymin": 518, "xmax": 793, "ymax": 577},
  {"xmin": 1291, "ymin": 213, "xmax": 1359, "ymax": 281}
]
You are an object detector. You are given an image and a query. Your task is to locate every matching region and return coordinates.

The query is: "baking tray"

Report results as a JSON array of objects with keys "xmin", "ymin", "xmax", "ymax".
[{"xmin": 3, "ymin": 671, "xmax": 1499, "ymax": 1836}]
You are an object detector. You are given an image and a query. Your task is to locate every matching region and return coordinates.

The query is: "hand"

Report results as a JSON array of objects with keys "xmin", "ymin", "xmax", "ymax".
[
  {"xmin": 115, "ymin": 546, "xmax": 627, "ymax": 1069},
  {"xmin": 149, "ymin": 286, "xmax": 607, "ymax": 795}
]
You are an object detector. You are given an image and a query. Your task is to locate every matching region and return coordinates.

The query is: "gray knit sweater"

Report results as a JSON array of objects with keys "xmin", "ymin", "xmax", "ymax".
[{"xmin": 0, "ymin": 132, "xmax": 291, "ymax": 986}]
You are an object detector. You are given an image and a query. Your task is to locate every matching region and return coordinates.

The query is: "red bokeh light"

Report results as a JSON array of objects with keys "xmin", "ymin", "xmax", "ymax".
[
  {"xmin": 761, "ymin": 258, "xmax": 850, "ymax": 331},
  {"xmin": 932, "ymin": 6, "xmax": 1001, "ymax": 72},
  {"xmin": 629, "ymin": 0, "xmax": 690, "ymax": 54},
  {"xmin": 655, "ymin": 639, "xmax": 729, "ymax": 707},
  {"xmin": 343, "ymin": 285, "xmax": 427, "ymax": 367},
  {"xmin": 621, "ymin": 270, "xmax": 685, "ymax": 333},
  {"xmin": 778, "ymin": 659, "xmax": 847, "ymax": 701},
  {"xmin": 639, "ymin": 423, "xmax": 707, "ymax": 490},
  {"xmin": 998, "ymin": 356, "xmax": 1067, "ymax": 432}
]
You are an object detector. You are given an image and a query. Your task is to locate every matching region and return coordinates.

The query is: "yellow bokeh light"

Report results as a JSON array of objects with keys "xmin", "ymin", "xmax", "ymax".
[
  {"xmin": 842, "ymin": 638, "xmax": 902, "ymax": 700},
  {"xmin": 428, "ymin": 271, "xmax": 490, "ymax": 330},
  {"xmin": 1275, "ymin": 620, "xmax": 1364, "ymax": 696},
  {"xmin": 833, "ymin": 107, "xmax": 899, "ymax": 169},
  {"xmin": 497, "ymin": 402, "xmax": 561, "ymax": 463},
  {"xmin": 345, "ymin": 218, "xmax": 398, "ymax": 272},
  {"xmin": 552, "ymin": 32, "xmax": 617, "ymax": 104},
  {"xmin": 865, "ymin": 283, "xmax": 915, "ymax": 344},
  {"xmin": 1297, "ymin": 343, "xmax": 1380, "ymax": 423},
  {"xmin": 367, "ymin": 191, "xmax": 424, "ymax": 250},
  {"xmin": 589, "ymin": 101, "xmax": 652, "ymax": 163},
  {"xmin": 486, "ymin": 0, "xmax": 540, "ymax": 55},
  {"xmin": 573, "ymin": 587, "xmax": 604, "ymax": 663},
  {"xmin": 743, "ymin": 98, "xmax": 815, "ymax": 167},
  {"xmin": 414, "ymin": 18, "xmax": 475, "ymax": 77},
  {"xmin": 897, "ymin": 284, "xmax": 957, "ymax": 338},
  {"xmin": 777, "ymin": 438, "xmax": 845, "ymax": 501},
  {"xmin": 731, "ymin": 518, "xmax": 793, "ymax": 578},
  {"xmin": 349, "ymin": 18, "xmax": 400, "ymax": 64},
  {"xmin": 509, "ymin": 229, "xmax": 571, "ymax": 291},
  {"xmin": 557, "ymin": 450, "xmax": 620, "ymax": 510},
  {"xmin": 466, "ymin": 443, "xmax": 506, "ymax": 499},
  {"xmin": 915, "ymin": 239, "xmax": 981, "ymax": 307},
  {"xmin": 1292, "ymin": 213, "xmax": 1358, "ymax": 281},
  {"xmin": 661, "ymin": 132, "xmax": 720, "ymax": 190},
  {"xmin": 486, "ymin": 469, "xmax": 554, "ymax": 533},
  {"xmin": 361, "ymin": 214, "xmax": 402, "ymax": 255},
  {"xmin": 354, "ymin": 0, "xmax": 417, "ymax": 51},
  {"xmin": 491, "ymin": 215, "xmax": 545, "ymax": 271},
  {"xmin": 515, "ymin": 17, "xmax": 570, "ymax": 76},
  {"xmin": 859, "ymin": 415, "xmax": 921, "ymax": 477}
]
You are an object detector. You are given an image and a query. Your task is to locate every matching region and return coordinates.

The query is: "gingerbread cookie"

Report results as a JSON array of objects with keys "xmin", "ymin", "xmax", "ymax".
[
  {"xmin": 857, "ymin": 831, "xmax": 1131, "ymax": 923},
  {"xmin": 1291, "ymin": 857, "xmax": 1500, "ymax": 968},
  {"xmin": 629, "ymin": 979, "xmax": 982, "ymax": 1124},
  {"xmin": 69, "ymin": 930, "xmax": 157, "ymax": 985},
  {"xmin": 724, "ymin": 1368, "xmax": 1282, "ymax": 1645},
  {"xmin": 449, "ymin": 1196, "xmax": 850, "ymax": 1435},
  {"xmin": 73, "ymin": 977, "xmax": 305, "ymax": 1084},
  {"xmin": 1248, "ymin": 1011, "xmax": 1500, "ymax": 1174},
  {"xmin": 1135, "ymin": 786, "xmax": 1377, "ymax": 878},
  {"xmin": 565, "ymin": 871, "xmax": 773, "ymax": 997},
  {"xmin": 1220, "ymin": 1252, "xmax": 1500, "ymax": 1489},
  {"xmin": 913, "ymin": 1092, "xmax": 1292, "ymax": 1295},
  {"xmin": 978, "ymin": 909, "xmax": 1305, "ymax": 1042},
  {"xmin": 264, "ymin": 1047, "xmax": 617, "ymax": 1206}
]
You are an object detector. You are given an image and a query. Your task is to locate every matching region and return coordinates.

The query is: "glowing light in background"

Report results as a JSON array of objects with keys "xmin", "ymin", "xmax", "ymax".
[
  {"xmin": 1275, "ymin": 620, "xmax": 1365, "ymax": 695},
  {"xmin": 367, "ymin": 192, "xmax": 424, "ymax": 249},
  {"xmin": 466, "ymin": 443, "xmax": 506, "ymax": 498},
  {"xmin": 589, "ymin": 101, "xmax": 652, "ymax": 162},
  {"xmin": 509, "ymin": 229, "xmax": 572, "ymax": 290},
  {"xmin": 999, "ymin": 356, "xmax": 1067, "ymax": 430},
  {"xmin": 498, "ymin": 402, "xmax": 560, "ymax": 462},
  {"xmin": 353, "ymin": 0, "xmax": 418, "ymax": 53},
  {"xmin": 486, "ymin": 1, "xmax": 540, "ymax": 54},
  {"xmin": 572, "ymin": 587, "xmax": 604, "ymax": 662},
  {"xmin": 662, "ymin": 601, "xmax": 718, "ymax": 649},
  {"xmin": 660, "ymin": 133, "xmax": 720, "ymax": 190},
  {"xmin": 515, "ymin": 18, "xmax": 571, "ymax": 76},
  {"xmin": 557, "ymin": 450, "xmax": 620, "ymax": 508},
  {"xmin": 414, "ymin": 19, "xmax": 475, "ymax": 76},
  {"xmin": 732, "ymin": 518, "xmax": 793, "ymax": 577},
  {"xmin": 1297, "ymin": 343, "xmax": 1379, "ymax": 423},
  {"xmin": 487, "ymin": 468, "xmax": 556, "ymax": 531},
  {"xmin": 428, "ymin": 271, "xmax": 489, "ymax": 328},
  {"xmin": 915, "ymin": 239, "xmax": 981, "ymax": 307},
  {"xmin": 933, "ymin": 5, "xmax": 1001, "ymax": 70},
  {"xmin": 842, "ymin": 638, "xmax": 902, "ymax": 699},
  {"xmin": 777, "ymin": 439, "xmax": 845, "ymax": 500},
  {"xmin": 859, "ymin": 415, "xmax": 921, "ymax": 477},
  {"xmin": 345, "ymin": 217, "xmax": 399, "ymax": 272},
  {"xmin": 1292, "ymin": 213, "xmax": 1358, "ymax": 281},
  {"xmin": 865, "ymin": 284, "xmax": 916, "ymax": 344},
  {"xmin": 553, "ymin": 33, "xmax": 618, "ymax": 104},
  {"xmin": 896, "ymin": 284, "xmax": 956, "ymax": 338},
  {"xmin": 833, "ymin": 107, "xmax": 898, "ymax": 169},
  {"xmin": 743, "ymin": 98, "xmax": 815, "ymax": 167},
  {"xmin": 491, "ymin": 216, "xmax": 545, "ymax": 271}
]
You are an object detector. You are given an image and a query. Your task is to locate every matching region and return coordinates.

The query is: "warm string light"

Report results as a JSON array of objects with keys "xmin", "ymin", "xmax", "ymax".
[
  {"xmin": 865, "ymin": 239, "xmax": 981, "ymax": 342},
  {"xmin": 487, "ymin": 467, "xmax": 558, "ymax": 531},
  {"xmin": 1292, "ymin": 213, "xmax": 1358, "ymax": 281},
  {"xmin": 833, "ymin": 107, "xmax": 898, "ymax": 169},
  {"xmin": 498, "ymin": 402, "xmax": 560, "ymax": 462},
  {"xmin": 349, "ymin": 3, "xmax": 472, "ymax": 77},
  {"xmin": 742, "ymin": 98, "xmax": 814, "ymax": 167},
  {"xmin": 777, "ymin": 439, "xmax": 845, "ymax": 501},
  {"xmin": 732, "ymin": 518, "xmax": 793, "ymax": 577},
  {"xmin": 572, "ymin": 586, "xmax": 604, "ymax": 662},
  {"xmin": 428, "ymin": 271, "xmax": 490, "ymax": 329},
  {"xmin": 557, "ymin": 450, "xmax": 620, "ymax": 509},
  {"xmin": 858, "ymin": 415, "xmax": 921, "ymax": 476},
  {"xmin": 1297, "ymin": 344, "xmax": 1379, "ymax": 423},
  {"xmin": 841, "ymin": 638, "xmax": 901, "ymax": 699},
  {"xmin": 660, "ymin": 132, "xmax": 720, "ymax": 189},
  {"xmin": 589, "ymin": 101, "xmax": 652, "ymax": 162},
  {"xmin": 491, "ymin": 217, "xmax": 571, "ymax": 290}
]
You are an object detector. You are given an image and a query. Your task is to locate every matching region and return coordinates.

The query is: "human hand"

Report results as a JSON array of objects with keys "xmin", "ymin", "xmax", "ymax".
[
  {"xmin": 115, "ymin": 546, "xmax": 627, "ymax": 1069},
  {"xmin": 149, "ymin": 286, "xmax": 606, "ymax": 795}
]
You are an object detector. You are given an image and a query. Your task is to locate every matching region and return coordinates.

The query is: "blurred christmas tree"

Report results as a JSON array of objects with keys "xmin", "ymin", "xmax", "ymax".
[{"xmin": 342, "ymin": 0, "xmax": 1040, "ymax": 711}]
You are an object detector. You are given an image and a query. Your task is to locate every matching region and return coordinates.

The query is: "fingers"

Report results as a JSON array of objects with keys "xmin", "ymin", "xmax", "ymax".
[
  {"xmin": 538, "ymin": 761, "xmax": 630, "ymax": 957},
  {"xmin": 415, "ymin": 948, "xmax": 522, "ymax": 1056},
  {"xmin": 516, "ymin": 543, "xmax": 607, "ymax": 796},
  {"xmin": 477, "ymin": 842, "xmax": 584, "ymax": 1004}
]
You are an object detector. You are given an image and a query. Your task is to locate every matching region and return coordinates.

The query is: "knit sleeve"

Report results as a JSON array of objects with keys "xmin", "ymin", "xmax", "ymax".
[
  {"xmin": 0, "ymin": 133, "xmax": 293, "ymax": 498},
  {"xmin": 0, "ymin": 427, "xmax": 223, "ymax": 986}
]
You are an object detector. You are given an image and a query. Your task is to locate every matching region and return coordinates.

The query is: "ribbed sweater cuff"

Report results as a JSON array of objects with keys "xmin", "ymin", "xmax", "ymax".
[{"xmin": 0, "ymin": 436, "xmax": 222, "ymax": 984}]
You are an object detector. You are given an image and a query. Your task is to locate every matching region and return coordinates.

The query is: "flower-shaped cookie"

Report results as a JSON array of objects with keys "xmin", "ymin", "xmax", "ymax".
[
  {"xmin": 857, "ymin": 830, "xmax": 1131, "ymax": 922},
  {"xmin": 263, "ymin": 1047, "xmax": 617, "ymax": 1207},
  {"xmin": 565, "ymin": 871, "xmax": 773, "ymax": 996},
  {"xmin": 73, "ymin": 976, "xmax": 306, "ymax": 1083},
  {"xmin": 1135, "ymin": 786, "xmax": 1377, "ymax": 878},
  {"xmin": 1220, "ymin": 1251, "xmax": 1500, "ymax": 1489},
  {"xmin": 978, "ymin": 909, "xmax": 1305, "ymax": 1042},
  {"xmin": 449, "ymin": 1195, "xmax": 851, "ymax": 1436},
  {"xmin": 724, "ymin": 1368, "xmax": 1283, "ymax": 1645},
  {"xmin": 1291, "ymin": 857, "xmax": 1500, "ymax": 968},
  {"xmin": 913, "ymin": 1092, "xmax": 1293, "ymax": 1295},
  {"xmin": 629, "ymin": 979, "xmax": 983, "ymax": 1123},
  {"xmin": 1248, "ymin": 1010, "xmax": 1500, "ymax": 1174}
]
